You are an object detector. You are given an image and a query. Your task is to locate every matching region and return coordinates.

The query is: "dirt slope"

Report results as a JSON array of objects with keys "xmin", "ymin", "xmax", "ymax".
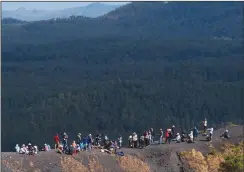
[{"xmin": 2, "ymin": 125, "xmax": 243, "ymax": 172}]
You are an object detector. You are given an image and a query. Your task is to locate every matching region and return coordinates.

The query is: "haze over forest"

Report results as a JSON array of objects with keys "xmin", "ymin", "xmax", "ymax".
[{"xmin": 2, "ymin": 2, "xmax": 128, "ymax": 21}]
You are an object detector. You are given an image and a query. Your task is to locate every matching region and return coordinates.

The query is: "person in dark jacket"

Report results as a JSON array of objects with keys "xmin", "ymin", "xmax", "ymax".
[
  {"xmin": 87, "ymin": 134, "xmax": 93, "ymax": 151},
  {"xmin": 83, "ymin": 137, "xmax": 88, "ymax": 151},
  {"xmin": 193, "ymin": 127, "xmax": 199, "ymax": 142},
  {"xmin": 95, "ymin": 134, "xmax": 101, "ymax": 146},
  {"xmin": 62, "ymin": 132, "xmax": 68, "ymax": 150},
  {"xmin": 168, "ymin": 130, "xmax": 173, "ymax": 144},
  {"xmin": 76, "ymin": 133, "xmax": 82, "ymax": 145},
  {"xmin": 171, "ymin": 125, "xmax": 175, "ymax": 138},
  {"xmin": 181, "ymin": 131, "xmax": 187, "ymax": 142},
  {"xmin": 221, "ymin": 130, "xmax": 230, "ymax": 139}
]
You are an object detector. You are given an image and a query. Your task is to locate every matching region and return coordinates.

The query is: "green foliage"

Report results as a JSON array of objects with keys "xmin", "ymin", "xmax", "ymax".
[
  {"xmin": 208, "ymin": 147, "xmax": 217, "ymax": 156},
  {"xmin": 220, "ymin": 143, "xmax": 244, "ymax": 172},
  {"xmin": 227, "ymin": 122, "xmax": 239, "ymax": 127},
  {"xmin": 221, "ymin": 154, "xmax": 244, "ymax": 172}
]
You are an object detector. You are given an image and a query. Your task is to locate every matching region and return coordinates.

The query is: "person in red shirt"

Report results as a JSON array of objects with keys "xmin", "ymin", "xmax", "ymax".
[
  {"xmin": 54, "ymin": 134, "xmax": 60, "ymax": 150},
  {"xmin": 165, "ymin": 129, "xmax": 169, "ymax": 144}
]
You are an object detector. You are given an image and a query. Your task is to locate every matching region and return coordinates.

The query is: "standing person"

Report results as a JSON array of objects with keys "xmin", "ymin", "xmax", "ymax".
[
  {"xmin": 118, "ymin": 135, "xmax": 123, "ymax": 148},
  {"xmin": 165, "ymin": 129, "xmax": 169, "ymax": 144},
  {"xmin": 87, "ymin": 134, "xmax": 93, "ymax": 151},
  {"xmin": 159, "ymin": 129, "xmax": 163, "ymax": 144},
  {"xmin": 144, "ymin": 131, "xmax": 149, "ymax": 146},
  {"xmin": 188, "ymin": 131, "xmax": 194, "ymax": 143},
  {"xmin": 15, "ymin": 144, "xmax": 20, "ymax": 153},
  {"xmin": 95, "ymin": 134, "xmax": 100, "ymax": 146},
  {"xmin": 168, "ymin": 129, "xmax": 173, "ymax": 144},
  {"xmin": 128, "ymin": 134, "xmax": 132, "ymax": 148},
  {"xmin": 171, "ymin": 125, "xmax": 175, "ymax": 138},
  {"xmin": 62, "ymin": 132, "xmax": 68, "ymax": 150},
  {"xmin": 132, "ymin": 132, "xmax": 138, "ymax": 148},
  {"xmin": 76, "ymin": 133, "xmax": 82, "ymax": 145},
  {"xmin": 148, "ymin": 130, "xmax": 152, "ymax": 145},
  {"xmin": 150, "ymin": 128, "xmax": 154, "ymax": 144},
  {"xmin": 207, "ymin": 127, "xmax": 214, "ymax": 142},
  {"xmin": 83, "ymin": 136, "xmax": 88, "ymax": 151},
  {"xmin": 139, "ymin": 133, "xmax": 145, "ymax": 148},
  {"xmin": 54, "ymin": 134, "xmax": 60, "ymax": 150},
  {"xmin": 203, "ymin": 118, "xmax": 207, "ymax": 133},
  {"xmin": 193, "ymin": 127, "xmax": 199, "ymax": 142}
]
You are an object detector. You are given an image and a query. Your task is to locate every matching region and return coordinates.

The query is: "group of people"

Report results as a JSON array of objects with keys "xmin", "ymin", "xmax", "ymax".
[
  {"xmin": 14, "ymin": 118, "xmax": 231, "ymax": 156},
  {"xmin": 53, "ymin": 132, "xmax": 123, "ymax": 155},
  {"xmin": 127, "ymin": 118, "xmax": 230, "ymax": 148},
  {"xmin": 15, "ymin": 143, "xmax": 51, "ymax": 155}
]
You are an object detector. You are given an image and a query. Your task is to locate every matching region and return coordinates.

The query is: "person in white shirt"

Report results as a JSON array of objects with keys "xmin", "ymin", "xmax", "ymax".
[
  {"xmin": 19, "ymin": 144, "xmax": 26, "ymax": 154},
  {"xmin": 207, "ymin": 127, "xmax": 214, "ymax": 141},
  {"xmin": 33, "ymin": 145, "xmax": 38, "ymax": 154},
  {"xmin": 15, "ymin": 144, "xmax": 20, "ymax": 153},
  {"xmin": 132, "ymin": 132, "xmax": 138, "ymax": 148},
  {"xmin": 128, "ymin": 135, "xmax": 132, "ymax": 148},
  {"xmin": 203, "ymin": 118, "xmax": 207, "ymax": 133},
  {"xmin": 175, "ymin": 133, "xmax": 181, "ymax": 143},
  {"xmin": 188, "ymin": 131, "xmax": 194, "ymax": 143},
  {"xmin": 148, "ymin": 131, "xmax": 152, "ymax": 145},
  {"xmin": 118, "ymin": 136, "xmax": 122, "ymax": 148}
]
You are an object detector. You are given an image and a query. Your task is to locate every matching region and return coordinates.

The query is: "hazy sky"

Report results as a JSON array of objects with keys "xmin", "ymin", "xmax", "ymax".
[{"xmin": 2, "ymin": 2, "xmax": 129, "ymax": 10}]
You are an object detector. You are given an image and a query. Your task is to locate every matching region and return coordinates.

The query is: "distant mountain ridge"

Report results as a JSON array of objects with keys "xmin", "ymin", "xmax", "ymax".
[
  {"xmin": 2, "ymin": 2, "xmax": 242, "ymax": 45},
  {"xmin": 2, "ymin": 18, "xmax": 28, "ymax": 24},
  {"xmin": 2, "ymin": 2, "xmax": 122, "ymax": 21}
]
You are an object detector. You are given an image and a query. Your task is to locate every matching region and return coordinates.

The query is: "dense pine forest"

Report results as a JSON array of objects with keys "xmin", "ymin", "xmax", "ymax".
[{"xmin": 2, "ymin": 2, "xmax": 244, "ymax": 151}]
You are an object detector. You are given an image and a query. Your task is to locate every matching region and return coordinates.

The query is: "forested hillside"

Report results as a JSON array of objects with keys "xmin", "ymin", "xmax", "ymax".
[{"xmin": 2, "ymin": 2, "xmax": 244, "ymax": 151}]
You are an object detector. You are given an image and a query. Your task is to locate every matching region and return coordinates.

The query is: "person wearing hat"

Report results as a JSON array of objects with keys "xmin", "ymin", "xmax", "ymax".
[{"xmin": 221, "ymin": 130, "xmax": 230, "ymax": 139}]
